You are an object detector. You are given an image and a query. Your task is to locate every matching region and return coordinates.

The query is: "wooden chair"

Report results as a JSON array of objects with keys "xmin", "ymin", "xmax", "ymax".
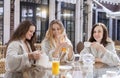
[
  {"xmin": 76, "ymin": 42, "xmax": 84, "ymax": 54},
  {"xmin": 114, "ymin": 40, "xmax": 120, "ymax": 45},
  {"xmin": 0, "ymin": 45, "xmax": 6, "ymax": 58},
  {"xmin": 0, "ymin": 45, "xmax": 6, "ymax": 74},
  {"xmin": 114, "ymin": 40, "xmax": 120, "ymax": 58},
  {"xmin": 34, "ymin": 43, "xmax": 41, "ymax": 50}
]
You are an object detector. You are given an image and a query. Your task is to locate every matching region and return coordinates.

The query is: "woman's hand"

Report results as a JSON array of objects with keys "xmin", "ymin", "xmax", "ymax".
[
  {"xmin": 91, "ymin": 42, "xmax": 101, "ymax": 50},
  {"xmin": 33, "ymin": 50, "xmax": 42, "ymax": 60},
  {"xmin": 95, "ymin": 57, "xmax": 102, "ymax": 62},
  {"xmin": 28, "ymin": 50, "xmax": 41, "ymax": 60},
  {"xmin": 53, "ymin": 42, "xmax": 73, "ymax": 58},
  {"xmin": 91, "ymin": 42, "xmax": 106, "ymax": 53},
  {"xmin": 53, "ymin": 42, "xmax": 68, "ymax": 57},
  {"xmin": 56, "ymin": 34, "xmax": 66, "ymax": 46},
  {"xmin": 60, "ymin": 42, "xmax": 73, "ymax": 60}
]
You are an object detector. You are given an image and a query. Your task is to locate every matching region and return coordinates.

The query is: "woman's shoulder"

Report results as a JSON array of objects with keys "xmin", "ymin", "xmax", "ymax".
[
  {"xmin": 66, "ymin": 38, "xmax": 73, "ymax": 45},
  {"xmin": 10, "ymin": 40, "xmax": 22, "ymax": 44},
  {"xmin": 107, "ymin": 38, "xmax": 114, "ymax": 43},
  {"xmin": 8, "ymin": 40, "xmax": 22, "ymax": 47},
  {"xmin": 41, "ymin": 39, "xmax": 50, "ymax": 46},
  {"xmin": 106, "ymin": 41, "xmax": 115, "ymax": 48},
  {"xmin": 106, "ymin": 38, "xmax": 114, "ymax": 45}
]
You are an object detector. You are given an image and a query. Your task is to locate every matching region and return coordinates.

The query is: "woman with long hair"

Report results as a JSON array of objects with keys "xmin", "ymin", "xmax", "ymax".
[
  {"xmin": 4, "ymin": 20, "xmax": 41, "ymax": 78},
  {"xmin": 80, "ymin": 23, "xmax": 120, "ymax": 66},
  {"xmin": 40, "ymin": 20, "xmax": 74, "ymax": 64}
]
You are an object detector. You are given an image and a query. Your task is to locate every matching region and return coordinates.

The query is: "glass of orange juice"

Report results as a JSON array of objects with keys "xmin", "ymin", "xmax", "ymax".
[
  {"xmin": 61, "ymin": 47, "xmax": 66, "ymax": 53},
  {"xmin": 52, "ymin": 57, "xmax": 60, "ymax": 77}
]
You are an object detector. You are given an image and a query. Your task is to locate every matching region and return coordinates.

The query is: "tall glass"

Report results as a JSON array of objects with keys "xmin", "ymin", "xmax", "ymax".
[
  {"xmin": 61, "ymin": 47, "xmax": 66, "ymax": 53},
  {"xmin": 82, "ymin": 53, "xmax": 95, "ymax": 78},
  {"xmin": 52, "ymin": 57, "xmax": 60, "ymax": 78}
]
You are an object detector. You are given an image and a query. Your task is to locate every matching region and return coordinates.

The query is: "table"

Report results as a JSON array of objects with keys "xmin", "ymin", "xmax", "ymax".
[
  {"xmin": 1, "ymin": 62, "xmax": 120, "ymax": 78},
  {"xmin": 24, "ymin": 62, "xmax": 120, "ymax": 78},
  {"xmin": 93, "ymin": 63, "xmax": 120, "ymax": 78}
]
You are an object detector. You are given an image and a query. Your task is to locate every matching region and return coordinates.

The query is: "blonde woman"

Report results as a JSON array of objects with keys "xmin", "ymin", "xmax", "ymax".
[{"xmin": 41, "ymin": 20, "xmax": 74, "ymax": 64}]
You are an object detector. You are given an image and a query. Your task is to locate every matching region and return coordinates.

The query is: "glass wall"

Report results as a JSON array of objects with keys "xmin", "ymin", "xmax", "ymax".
[
  {"xmin": 83, "ymin": 2, "xmax": 88, "ymax": 41},
  {"xmin": 92, "ymin": 9, "xmax": 96, "ymax": 25},
  {"xmin": 20, "ymin": 0, "xmax": 49, "ymax": 43},
  {"xmin": 0, "ymin": 0, "xmax": 3, "ymax": 45},
  {"xmin": 98, "ymin": 12, "xmax": 109, "ymax": 27},
  {"xmin": 61, "ymin": 2, "xmax": 75, "ymax": 49},
  {"xmin": 117, "ymin": 20, "xmax": 120, "ymax": 40},
  {"xmin": 36, "ymin": 5, "xmax": 48, "ymax": 42},
  {"xmin": 20, "ymin": 0, "xmax": 75, "ymax": 47},
  {"xmin": 20, "ymin": 2, "xmax": 36, "ymax": 22}
]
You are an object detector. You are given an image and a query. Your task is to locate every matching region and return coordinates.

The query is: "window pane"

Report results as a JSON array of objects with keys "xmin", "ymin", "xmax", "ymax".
[
  {"xmin": 0, "ymin": 0, "xmax": 3, "ymax": 45},
  {"xmin": 36, "ymin": 5, "xmax": 48, "ymax": 42},
  {"xmin": 21, "ymin": 5, "xmax": 34, "ymax": 21},
  {"xmin": 41, "ymin": 0, "xmax": 48, "ymax": 4}
]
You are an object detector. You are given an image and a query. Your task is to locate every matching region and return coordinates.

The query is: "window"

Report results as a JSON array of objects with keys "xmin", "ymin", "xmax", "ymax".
[
  {"xmin": 61, "ymin": 4, "xmax": 75, "ymax": 49},
  {"xmin": 20, "ymin": 1, "xmax": 49, "ymax": 43},
  {"xmin": 36, "ymin": 5, "xmax": 48, "ymax": 42},
  {"xmin": 20, "ymin": 0, "xmax": 41, "ymax": 4},
  {"xmin": 117, "ymin": 20, "xmax": 120, "ymax": 40},
  {"xmin": 92, "ymin": 9, "xmax": 96, "ymax": 25},
  {"xmin": 20, "ymin": 3, "xmax": 35, "ymax": 22},
  {"xmin": 41, "ymin": 0, "xmax": 48, "ymax": 4},
  {"xmin": 98, "ymin": 12, "xmax": 109, "ymax": 27},
  {"xmin": 0, "ymin": 0, "xmax": 3, "ymax": 45}
]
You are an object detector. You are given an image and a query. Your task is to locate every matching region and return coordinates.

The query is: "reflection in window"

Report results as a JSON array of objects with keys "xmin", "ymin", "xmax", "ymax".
[
  {"xmin": 41, "ymin": 0, "xmax": 48, "ymax": 4},
  {"xmin": 98, "ymin": 12, "xmax": 109, "ymax": 27},
  {"xmin": 61, "ymin": 8, "xmax": 75, "ymax": 49},
  {"xmin": 36, "ymin": 6, "xmax": 48, "ymax": 42},
  {"xmin": 0, "ymin": 0, "xmax": 3, "ymax": 45},
  {"xmin": 117, "ymin": 20, "xmax": 120, "ymax": 40},
  {"xmin": 20, "ymin": 1, "xmax": 49, "ymax": 43},
  {"xmin": 21, "ymin": 5, "xmax": 34, "ymax": 22},
  {"xmin": 20, "ymin": 0, "xmax": 41, "ymax": 4}
]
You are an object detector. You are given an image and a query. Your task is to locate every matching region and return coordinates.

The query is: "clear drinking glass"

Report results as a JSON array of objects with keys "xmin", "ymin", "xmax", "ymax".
[
  {"xmin": 52, "ymin": 57, "xmax": 60, "ymax": 78},
  {"xmin": 72, "ymin": 54, "xmax": 83, "ymax": 78},
  {"xmin": 61, "ymin": 47, "xmax": 67, "ymax": 53},
  {"xmin": 82, "ymin": 53, "xmax": 95, "ymax": 78}
]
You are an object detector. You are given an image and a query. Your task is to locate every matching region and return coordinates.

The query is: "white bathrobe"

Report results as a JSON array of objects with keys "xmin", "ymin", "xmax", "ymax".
[
  {"xmin": 4, "ymin": 40, "xmax": 33, "ymax": 78},
  {"xmin": 80, "ymin": 42, "xmax": 120, "ymax": 66}
]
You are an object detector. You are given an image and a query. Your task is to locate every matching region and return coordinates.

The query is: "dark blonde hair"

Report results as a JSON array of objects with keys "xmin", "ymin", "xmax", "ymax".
[
  {"xmin": 44, "ymin": 20, "xmax": 66, "ymax": 48},
  {"xmin": 89, "ymin": 23, "xmax": 112, "ymax": 47}
]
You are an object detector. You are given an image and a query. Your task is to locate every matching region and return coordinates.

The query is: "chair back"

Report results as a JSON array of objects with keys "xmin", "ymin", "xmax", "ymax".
[
  {"xmin": 114, "ymin": 40, "xmax": 120, "ymax": 45},
  {"xmin": 76, "ymin": 42, "xmax": 84, "ymax": 54},
  {"xmin": 0, "ymin": 45, "xmax": 6, "ymax": 75}
]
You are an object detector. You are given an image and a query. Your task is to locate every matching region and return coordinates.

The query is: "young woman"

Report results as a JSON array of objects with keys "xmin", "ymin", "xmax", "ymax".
[
  {"xmin": 80, "ymin": 23, "xmax": 120, "ymax": 66},
  {"xmin": 40, "ymin": 20, "xmax": 74, "ymax": 64},
  {"xmin": 4, "ymin": 20, "xmax": 41, "ymax": 78}
]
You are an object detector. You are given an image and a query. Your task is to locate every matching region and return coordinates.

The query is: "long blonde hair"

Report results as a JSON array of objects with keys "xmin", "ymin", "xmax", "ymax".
[{"xmin": 43, "ymin": 20, "xmax": 67, "ymax": 48}]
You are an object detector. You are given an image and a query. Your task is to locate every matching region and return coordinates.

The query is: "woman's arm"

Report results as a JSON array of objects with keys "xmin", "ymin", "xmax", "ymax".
[
  {"xmin": 99, "ymin": 43, "xmax": 120, "ymax": 66},
  {"xmin": 5, "ymin": 41, "xmax": 31, "ymax": 72}
]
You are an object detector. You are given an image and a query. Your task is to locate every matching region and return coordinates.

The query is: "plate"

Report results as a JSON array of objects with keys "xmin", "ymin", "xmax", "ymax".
[{"xmin": 60, "ymin": 65, "xmax": 72, "ymax": 70}]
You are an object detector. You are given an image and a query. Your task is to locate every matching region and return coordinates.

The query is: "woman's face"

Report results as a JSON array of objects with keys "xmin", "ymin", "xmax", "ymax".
[
  {"xmin": 93, "ymin": 26, "xmax": 103, "ymax": 43},
  {"xmin": 25, "ymin": 25, "xmax": 35, "ymax": 40},
  {"xmin": 52, "ymin": 23, "xmax": 62, "ymax": 38}
]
